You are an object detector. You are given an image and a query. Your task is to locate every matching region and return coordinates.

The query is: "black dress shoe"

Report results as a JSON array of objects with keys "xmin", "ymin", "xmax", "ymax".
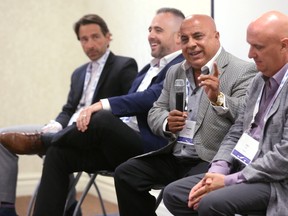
[{"xmin": 0, "ymin": 132, "xmax": 46, "ymax": 155}]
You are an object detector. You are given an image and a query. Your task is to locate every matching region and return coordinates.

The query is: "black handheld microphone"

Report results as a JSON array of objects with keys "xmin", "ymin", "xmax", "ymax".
[{"xmin": 174, "ymin": 79, "xmax": 185, "ymax": 111}]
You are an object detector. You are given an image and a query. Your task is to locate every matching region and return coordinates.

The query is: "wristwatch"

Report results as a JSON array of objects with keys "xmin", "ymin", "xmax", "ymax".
[{"xmin": 211, "ymin": 92, "xmax": 224, "ymax": 106}]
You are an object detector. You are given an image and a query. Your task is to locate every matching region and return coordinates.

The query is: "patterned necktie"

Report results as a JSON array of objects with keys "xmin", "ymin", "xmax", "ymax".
[
  {"xmin": 251, "ymin": 77, "xmax": 278, "ymax": 139},
  {"xmin": 261, "ymin": 78, "xmax": 278, "ymax": 108}
]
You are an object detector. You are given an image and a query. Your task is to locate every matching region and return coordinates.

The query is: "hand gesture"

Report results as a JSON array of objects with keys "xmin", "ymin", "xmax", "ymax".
[{"xmin": 198, "ymin": 62, "xmax": 220, "ymax": 103}]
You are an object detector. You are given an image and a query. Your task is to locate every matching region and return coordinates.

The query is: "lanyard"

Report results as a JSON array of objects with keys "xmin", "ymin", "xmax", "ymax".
[
  {"xmin": 250, "ymin": 69, "xmax": 288, "ymax": 127},
  {"xmin": 185, "ymin": 79, "xmax": 189, "ymax": 111}
]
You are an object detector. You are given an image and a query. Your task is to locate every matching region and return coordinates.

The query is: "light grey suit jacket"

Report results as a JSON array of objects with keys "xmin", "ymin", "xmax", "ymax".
[
  {"xmin": 147, "ymin": 49, "xmax": 258, "ymax": 162},
  {"xmin": 213, "ymin": 71, "xmax": 288, "ymax": 215}
]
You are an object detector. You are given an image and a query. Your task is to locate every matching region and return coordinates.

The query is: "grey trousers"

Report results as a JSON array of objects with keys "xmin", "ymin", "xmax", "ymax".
[
  {"xmin": 163, "ymin": 173, "xmax": 269, "ymax": 216},
  {"xmin": 0, "ymin": 125, "xmax": 76, "ymax": 208},
  {"xmin": 0, "ymin": 125, "xmax": 42, "ymax": 203}
]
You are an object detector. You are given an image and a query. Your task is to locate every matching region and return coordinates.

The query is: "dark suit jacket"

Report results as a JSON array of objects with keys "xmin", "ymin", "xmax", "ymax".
[
  {"xmin": 108, "ymin": 53, "xmax": 184, "ymax": 152},
  {"xmin": 55, "ymin": 52, "xmax": 138, "ymax": 128}
]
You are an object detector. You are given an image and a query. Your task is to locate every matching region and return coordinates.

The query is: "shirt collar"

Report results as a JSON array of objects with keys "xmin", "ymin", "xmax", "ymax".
[
  {"xmin": 150, "ymin": 50, "xmax": 182, "ymax": 68},
  {"xmin": 90, "ymin": 49, "xmax": 110, "ymax": 70},
  {"xmin": 274, "ymin": 62, "xmax": 288, "ymax": 85},
  {"xmin": 262, "ymin": 62, "xmax": 288, "ymax": 85}
]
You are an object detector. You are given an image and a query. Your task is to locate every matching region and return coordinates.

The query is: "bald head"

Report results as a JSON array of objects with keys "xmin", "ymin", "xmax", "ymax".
[
  {"xmin": 247, "ymin": 11, "xmax": 288, "ymax": 77},
  {"xmin": 248, "ymin": 11, "xmax": 288, "ymax": 41},
  {"xmin": 183, "ymin": 14, "xmax": 217, "ymax": 32}
]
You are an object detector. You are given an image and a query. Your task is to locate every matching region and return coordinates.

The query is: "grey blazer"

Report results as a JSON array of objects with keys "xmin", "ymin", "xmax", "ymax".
[
  {"xmin": 146, "ymin": 49, "xmax": 258, "ymax": 162},
  {"xmin": 213, "ymin": 71, "xmax": 288, "ymax": 215}
]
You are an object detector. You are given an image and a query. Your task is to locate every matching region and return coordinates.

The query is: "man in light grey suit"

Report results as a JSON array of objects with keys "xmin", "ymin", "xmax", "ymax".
[
  {"xmin": 114, "ymin": 14, "xmax": 258, "ymax": 216},
  {"xmin": 163, "ymin": 11, "xmax": 288, "ymax": 216}
]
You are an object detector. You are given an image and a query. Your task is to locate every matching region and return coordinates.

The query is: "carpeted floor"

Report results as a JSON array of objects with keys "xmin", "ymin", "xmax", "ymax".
[{"xmin": 16, "ymin": 193, "xmax": 119, "ymax": 216}]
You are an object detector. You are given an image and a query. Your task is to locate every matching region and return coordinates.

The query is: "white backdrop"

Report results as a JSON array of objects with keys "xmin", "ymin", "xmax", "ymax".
[{"xmin": 214, "ymin": 0, "xmax": 288, "ymax": 62}]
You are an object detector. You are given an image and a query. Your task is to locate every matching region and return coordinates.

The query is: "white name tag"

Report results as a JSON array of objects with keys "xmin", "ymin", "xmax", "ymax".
[
  {"xmin": 177, "ymin": 120, "xmax": 196, "ymax": 145},
  {"xmin": 231, "ymin": 133, "xmax": 259, "ymax": 165}
]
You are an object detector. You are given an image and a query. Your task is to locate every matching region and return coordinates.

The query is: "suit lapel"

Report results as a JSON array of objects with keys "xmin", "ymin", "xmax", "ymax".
[
  {"xmin": 129, "ymin": 64, "xmax": 151, "ymax": 93},
  {"xmin": 91, "ymin": 52, "xmax": 115, "ymax": 102},
  {"xmin": 264, "ymin": 98, "xmax": 280, "ymax": 126},
  {"xmin": 263, "ymin": 83, "xmax": 283, "ymax": 125},
  {"xmin": 75, "ymin": 64, "xmax": 89, "ymax": 103},
  {"xmin": 195, "ymin": 50, "xmax": 229, "ymax": 132},
  {"xmin": 130, "ymin": 54, "xmax": 184, "ymax": 93},
  {"xmin": 213, "ymin": 49, "xmax": 229, "ymax": 82}
]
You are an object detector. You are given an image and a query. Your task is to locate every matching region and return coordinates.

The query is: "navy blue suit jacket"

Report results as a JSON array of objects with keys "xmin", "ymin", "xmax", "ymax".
[
  {"xmin": 108, "ymin": 53, "xmax": 184, "ymax": 152},
  {"xmin": 55, "ymin": 52, "xmax": 138, "ymax": 128}
]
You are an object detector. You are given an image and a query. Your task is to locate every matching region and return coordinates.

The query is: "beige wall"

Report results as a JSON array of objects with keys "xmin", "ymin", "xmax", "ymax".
[{"xmin": 0, "ymin": 0, "xmax": 210, "ymax": 197}]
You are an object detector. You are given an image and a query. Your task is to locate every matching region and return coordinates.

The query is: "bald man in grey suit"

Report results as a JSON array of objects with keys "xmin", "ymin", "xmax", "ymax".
[{"xmin": 114, "ymin": 14, "xmax": 257, "ymax": 216}]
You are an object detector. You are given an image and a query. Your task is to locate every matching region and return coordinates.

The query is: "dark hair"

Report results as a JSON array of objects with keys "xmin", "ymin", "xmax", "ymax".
[
  {"xmin": 156, "ymin": 7, "xmax": 185, "ymax": 19},
  {"xmin": 74, "ymin": 14, "xmax": 110, "ymax": 40}
]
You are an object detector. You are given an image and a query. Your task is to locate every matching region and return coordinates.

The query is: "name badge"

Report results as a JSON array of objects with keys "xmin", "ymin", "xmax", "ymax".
[
  {"xmin": 231, "ymin": 133, "xmax": 259, "ymax": 165},
  {"xmin": 177, "ymin": 120, "xmax": 196, "ymax": 145}
]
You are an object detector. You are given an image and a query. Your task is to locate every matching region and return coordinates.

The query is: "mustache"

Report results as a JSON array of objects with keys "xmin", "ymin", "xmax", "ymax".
[{"xmin": 86, "ymin": 48, "xmax": 98, "ymax": 55}]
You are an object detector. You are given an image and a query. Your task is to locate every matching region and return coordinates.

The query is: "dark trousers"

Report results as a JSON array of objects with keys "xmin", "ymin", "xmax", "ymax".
[
  {"xmin": 164, "ymin": 174, "xmax": 269, "ymax": 216},
  {"xmin": 33, "ymin": 110, "xmax": 144, "ymax": 216},
  {"xmin": 114, "ymin": 153, "xmax": 209, "ymax": 216}
]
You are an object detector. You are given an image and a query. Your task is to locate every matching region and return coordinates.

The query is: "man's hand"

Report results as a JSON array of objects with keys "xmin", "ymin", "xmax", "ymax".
[
  {"xmin": 167, "ymin": 110, "xmax": 187, "ymax": 134},
  {"xmin": 76, "ymin": 102, "xmax": 103, "ymax": 132},
  {"xmin": 198, "ymin": 62, "xmax": 220, "ymax": 103},
  {"xmin": 188, "ymin": 173, "xmax": 225, "ymax": 210}
]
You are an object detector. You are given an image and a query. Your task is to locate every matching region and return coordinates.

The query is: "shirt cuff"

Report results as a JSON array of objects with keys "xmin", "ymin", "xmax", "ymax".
[
  {"xmin": 100, "ymin": 99, "xmax": 111, "ymax": 111},
  {"xmin": 163, "ymin": 118, "xmax": 168, "ymax": 132},
  {"xmin": 224, "ymin": 171, "xmax": 246, "ymax": 186},
  {"xmin": 41, "ymin": 120, "xmax": 63, "ymax": 133},
  {"xmin": 209, "ymin": 160, "xmax": 230, "ymax": 175}
]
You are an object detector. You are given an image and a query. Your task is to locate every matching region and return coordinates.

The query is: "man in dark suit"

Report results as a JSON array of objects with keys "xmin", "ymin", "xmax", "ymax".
[
  {"xmin": 0, "ymin": 14, "xmax": 137, "ymax": 216},
  {"xmin": 113, "ymin": 14, "xmax": 257, "ymax": 216},
  {"xmin": 1, "ymin": 7, "xmax": 185, "ymax": 216}
]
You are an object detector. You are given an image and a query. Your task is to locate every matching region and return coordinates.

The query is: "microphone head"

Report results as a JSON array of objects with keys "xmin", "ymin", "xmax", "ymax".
[
  {"xmin": 174, "ymin": 79, "xmax": 185, "ymax": 111},
  {"xmin": 174, "ymin": 79, "xmax": 185, "ymax": 93}
]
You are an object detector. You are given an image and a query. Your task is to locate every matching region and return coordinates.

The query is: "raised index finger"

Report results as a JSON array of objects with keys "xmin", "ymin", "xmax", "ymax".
[{"xmin": 212, "ymin": 62, "xmax": 219, "ymax": 78}]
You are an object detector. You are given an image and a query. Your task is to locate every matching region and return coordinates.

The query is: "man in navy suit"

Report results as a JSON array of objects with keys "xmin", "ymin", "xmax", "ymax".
[
  {"xmin": 0, "ymin": 14, "xmax": 137, "ymax": 216},
  {"xmin": 20, "ymin": 7, "xmax": 186, "ymax": 215}
]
